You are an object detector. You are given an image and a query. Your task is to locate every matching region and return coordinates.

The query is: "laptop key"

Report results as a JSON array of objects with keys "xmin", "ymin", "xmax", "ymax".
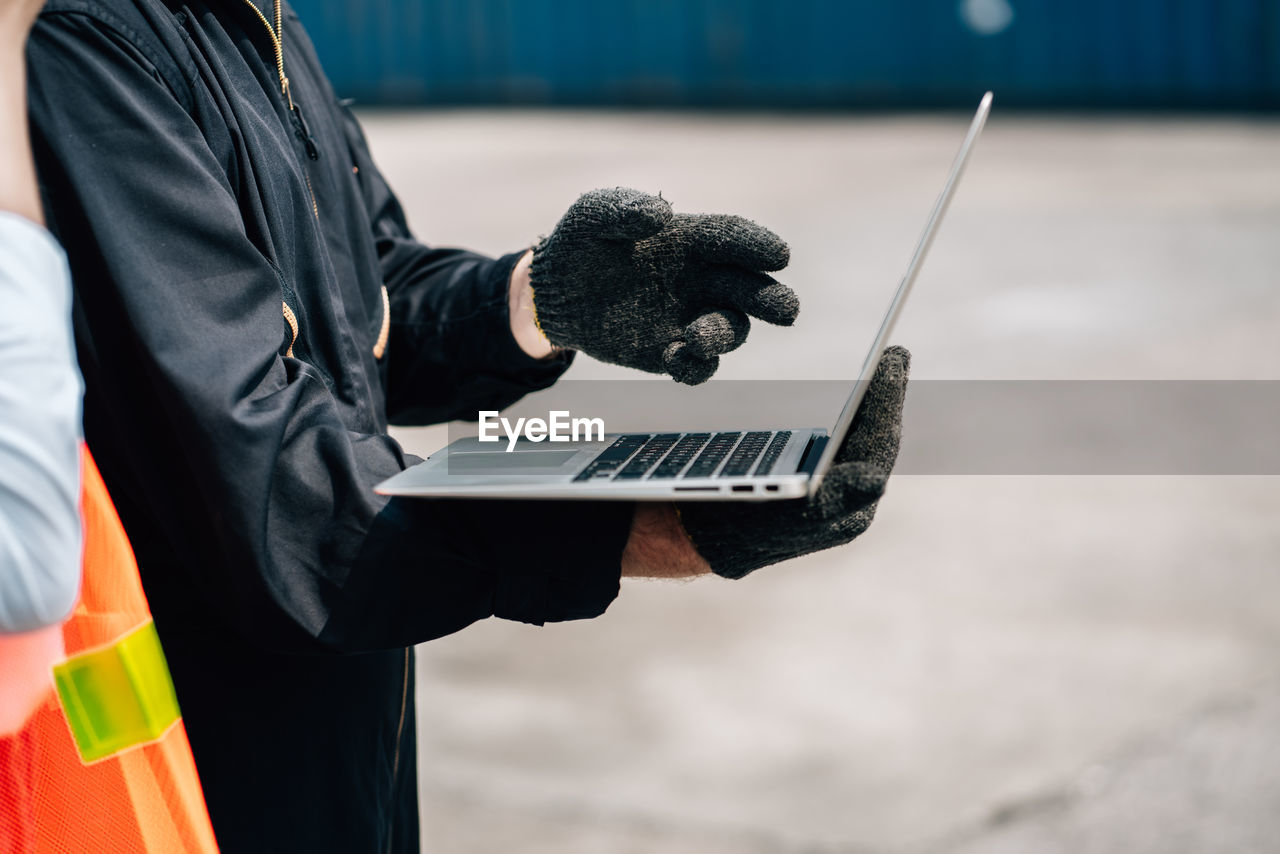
[
  {"xmin": 597, "ymin": 434, "xmax": 649, "ymax": 461},
  {"xmin": 573, "ymin": 434, "xmax": 649, "ymax": 482},
  {"xmin": 718, "ymin": 431, "xmax": 772, "ymax": 477},
  {"xmin": 682, "ymin": 432, "xmax": 742, "ymax": 478},
  {"xmin": 614, "ymin": 434, "xmax": 681, "ymax": 480},
  {"xmin": 649, "ymin": 433, "xmax": 711, "ymax": 479},
  {"xmin": 754, "ymin": 430, "xmax": 792, "ymax": 475}
]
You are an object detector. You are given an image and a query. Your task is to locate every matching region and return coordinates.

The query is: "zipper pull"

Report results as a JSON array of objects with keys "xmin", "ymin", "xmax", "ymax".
[{"xmin": 289, "ymin": 102, "xmax": 320, "ymax": 161}]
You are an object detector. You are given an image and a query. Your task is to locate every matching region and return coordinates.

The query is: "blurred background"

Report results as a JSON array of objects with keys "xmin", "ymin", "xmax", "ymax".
[
  {"xmin": 295, "ymin": 0, "xmax": 1280, "ymax": 109},
  {"xmin": 291, "ymin": 1, "xmax": 1280, "ymax": 851}
]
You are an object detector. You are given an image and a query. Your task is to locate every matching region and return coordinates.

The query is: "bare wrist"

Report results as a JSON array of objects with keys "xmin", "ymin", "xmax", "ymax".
[
  {"xmin": 508, "ymin": 249, "xmax": 560, "ymax": 360},
  {"xmin": 621, "ymin": 503, "xmax": 712, "ymax": 579}
]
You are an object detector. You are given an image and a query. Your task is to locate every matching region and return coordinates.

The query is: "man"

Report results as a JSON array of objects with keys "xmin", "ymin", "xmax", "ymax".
[{"xmin": 26, "ymin": 2, "xmax": 909, "ymax": 851}]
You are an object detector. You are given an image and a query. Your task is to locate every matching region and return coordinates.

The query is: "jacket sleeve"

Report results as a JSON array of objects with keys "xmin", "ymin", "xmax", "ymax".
[
  {"xmin": 333, "ymin": 103, "xmax": 571, "ymax": 426},
  {"xmin": 26, "ymin": 11, "xmax": 631, "ymax": 653}
]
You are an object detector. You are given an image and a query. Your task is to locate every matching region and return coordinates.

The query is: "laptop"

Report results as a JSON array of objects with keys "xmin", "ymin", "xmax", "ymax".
[{"xmin": 376, "ymin": 92, "xmax": 992, "ymax": 501}]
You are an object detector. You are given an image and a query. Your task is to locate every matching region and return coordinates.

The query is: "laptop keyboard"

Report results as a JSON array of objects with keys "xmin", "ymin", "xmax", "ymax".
[{"xmin": 574, "ymin": 430, "xmax": 792, "ymax": 482}]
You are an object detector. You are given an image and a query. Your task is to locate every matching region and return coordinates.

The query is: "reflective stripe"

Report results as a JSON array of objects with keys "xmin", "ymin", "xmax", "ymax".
[{"xmin": 52, "ymin": 619, "xmax": 181, "ymax": 764}]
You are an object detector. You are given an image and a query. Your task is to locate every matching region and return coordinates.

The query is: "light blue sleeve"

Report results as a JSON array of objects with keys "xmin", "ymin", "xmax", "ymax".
[{"xmin": 0, "ymin": 212, "xmax": 83, "ymax": 633}]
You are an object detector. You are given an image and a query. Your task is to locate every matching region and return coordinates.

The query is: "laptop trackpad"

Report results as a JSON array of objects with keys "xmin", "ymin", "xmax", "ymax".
[{"xmin": 447, "ymin": 450, "xmax": 579, "ymax": 473}]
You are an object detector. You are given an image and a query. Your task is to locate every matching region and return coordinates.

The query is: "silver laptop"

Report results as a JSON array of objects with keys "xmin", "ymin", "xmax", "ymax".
[{"xmin": 376, "ymin": 92, "xmax": 992, "ymax": 501}]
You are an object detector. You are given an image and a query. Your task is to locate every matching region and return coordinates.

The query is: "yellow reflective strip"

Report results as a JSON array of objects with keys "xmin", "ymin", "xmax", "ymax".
[{"xmin": 53, "ymin": 619, "xmax": 182, "ymax": 764}]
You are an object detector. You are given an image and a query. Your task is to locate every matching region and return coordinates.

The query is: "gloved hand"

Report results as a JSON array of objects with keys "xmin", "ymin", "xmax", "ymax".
[
  {"xmin": 677, "ymin": 346, "xmax": 910, "ymax": 579},
  {"xmin": 529, "ymin": 188, "xmax": 798, "ymax": 384}
]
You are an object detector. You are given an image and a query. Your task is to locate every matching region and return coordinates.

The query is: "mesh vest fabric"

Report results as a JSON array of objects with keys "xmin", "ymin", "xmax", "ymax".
[{"xmin": 0, "ymin": 450, "xmax": 219, "ymax": 854}]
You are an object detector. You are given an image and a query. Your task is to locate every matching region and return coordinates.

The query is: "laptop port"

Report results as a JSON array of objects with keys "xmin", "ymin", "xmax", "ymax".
[
  {"xmin": 765, "ymin": 484, "xmax": 779, "ymax": 492},
  {"xmin": 731, "ymin": 485, "xmax": 753, "ymax": 493}
]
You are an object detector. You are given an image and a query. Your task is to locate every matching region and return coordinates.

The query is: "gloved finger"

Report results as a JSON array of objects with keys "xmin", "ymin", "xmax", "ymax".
[
  {"xmin": 700, "ymin": 267, "xmax": 800, "ymax": 326},
  {"xmin": 662, "ymin": 341, "xmax": 719, "ymax": 385},
  {"xmin": 565, "ymin": 188, "xmax": 673, "ymax": 242},
  {"xmin": 836, "ymin": 345, "xmax": 911, "ymax": 467},
  {"xmin": 813, "ymin": 461, "xmax": 889, "ymax": 519},
  {"xmin": 677, "ymin": 214, "xmax": 791, "ymax": 271},
  {"xmin": 683, "ymin": 308, "xmax": 750, "ymax": 359}
]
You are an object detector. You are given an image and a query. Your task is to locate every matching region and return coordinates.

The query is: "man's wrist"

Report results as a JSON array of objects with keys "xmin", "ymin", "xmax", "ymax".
[
  {"xmin": 508, "ymin": 249, "xmax": 562, "ymax": 360},
  {"xmin": 621, "ymin": 503, "xmax": 712, "ymax": 578}
]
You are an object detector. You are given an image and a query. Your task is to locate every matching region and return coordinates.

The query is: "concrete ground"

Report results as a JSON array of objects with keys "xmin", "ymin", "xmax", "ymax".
[{"xmin": 361, "ymin": 109, "xmax": 1280, "ymax": 852}]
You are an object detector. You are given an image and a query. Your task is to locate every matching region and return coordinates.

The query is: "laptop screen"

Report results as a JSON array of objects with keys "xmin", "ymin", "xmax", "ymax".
[{"xmin": 809, "ymin": 92, "xmax": 993, "ymax": 495}]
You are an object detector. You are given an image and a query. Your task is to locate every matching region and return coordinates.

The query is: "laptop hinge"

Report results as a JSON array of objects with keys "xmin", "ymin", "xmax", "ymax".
[{"xmin": 796, "ymin": 434, "xmax": 829, "ymax": 476}]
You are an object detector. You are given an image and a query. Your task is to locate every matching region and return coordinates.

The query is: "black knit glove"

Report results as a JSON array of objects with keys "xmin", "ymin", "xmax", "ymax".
[
  {"xmin": 530, "ymin": 188, "xmax": 798, "ymax": 385},
  {"xmin": 678, "ymin": 347, "xmax": 910, "ymax": 579}
]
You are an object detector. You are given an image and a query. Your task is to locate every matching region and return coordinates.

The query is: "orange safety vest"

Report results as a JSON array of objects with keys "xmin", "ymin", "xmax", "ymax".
[{"xmin": 0, "ymin": 450, "xmax": 219, "ymax": 853}]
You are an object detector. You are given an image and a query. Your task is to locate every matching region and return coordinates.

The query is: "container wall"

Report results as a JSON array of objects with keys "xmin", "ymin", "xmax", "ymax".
[{"xmin": 291, "ymin": 0, "xmax": 1280, "ymax": 108}]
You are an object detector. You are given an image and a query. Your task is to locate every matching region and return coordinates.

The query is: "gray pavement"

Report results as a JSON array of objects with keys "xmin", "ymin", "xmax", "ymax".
[{"xmin": 363, "ymin": 109, "xmax": 1280, "ymax": 852}]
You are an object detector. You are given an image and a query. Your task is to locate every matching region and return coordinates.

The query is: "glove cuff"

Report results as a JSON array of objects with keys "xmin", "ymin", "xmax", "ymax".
[
  {"xmin": 676, "ymin": 504, "xmax": 805, "ymax": 580},
  {"xmin": 528, "ymin": 238, "xmax": 583, "ymax": 350}
]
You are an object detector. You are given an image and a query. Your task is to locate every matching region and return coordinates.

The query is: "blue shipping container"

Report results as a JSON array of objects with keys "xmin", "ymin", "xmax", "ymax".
[{"xmin": 291, "ymin": 0, "xmax": 1280, "ymax": 108}]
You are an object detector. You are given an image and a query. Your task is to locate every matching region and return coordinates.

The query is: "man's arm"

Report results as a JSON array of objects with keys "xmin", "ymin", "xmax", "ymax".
[
  {"xmin": 331, "ymin": 95, "xmax": 732, "ymax": 583},
  {"xmin": 0, "ymin": 0, "xmax": 82, "ymax": 633}
]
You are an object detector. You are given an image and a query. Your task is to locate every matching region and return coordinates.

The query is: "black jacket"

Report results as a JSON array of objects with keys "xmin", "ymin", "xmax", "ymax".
[{"xmin": 27, "ymin": 2, "xmax": 633, "ymax": 850}]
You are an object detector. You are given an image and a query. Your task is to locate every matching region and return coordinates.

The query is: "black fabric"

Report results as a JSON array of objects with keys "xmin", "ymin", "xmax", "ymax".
[{"xmin": 26, "ymin": 2, "xmax": 634, "ymax": 851}]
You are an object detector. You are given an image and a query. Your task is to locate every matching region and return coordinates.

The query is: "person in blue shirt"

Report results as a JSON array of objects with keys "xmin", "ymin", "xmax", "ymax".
[
  {"xmin": 0, "ymin": 13, "xmax": 79, "ymax": 844},
  {"xmin": 0, "ymin": 0, "xmax": 80, "ymax": 636}
]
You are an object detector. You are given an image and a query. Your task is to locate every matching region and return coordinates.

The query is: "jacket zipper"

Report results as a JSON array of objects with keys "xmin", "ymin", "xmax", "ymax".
[
  {"xmin": 281, "ymin": 300, "xmax": 299, "ymax": 356},
  {"xmin": 241, "ymin": 0, "xmax": 320, "ymax": 357},
  {"xmin": 373, "ymin": 285, "xmax": 390, "ymax": 360},
  {"xmin": 241, "ymin": 5, "xmax": 392, "ymax": 360},
  {"xmin": 239, "ymin": 0, "xmax": 319, "ymax": 218}
]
